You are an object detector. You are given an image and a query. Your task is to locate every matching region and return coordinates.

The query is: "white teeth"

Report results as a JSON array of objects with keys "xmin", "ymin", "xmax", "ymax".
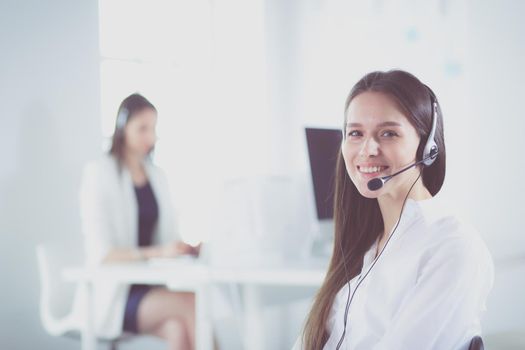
[{"xmin": 359, "ymin": 166, "xmax": 385, "ymax": 173}]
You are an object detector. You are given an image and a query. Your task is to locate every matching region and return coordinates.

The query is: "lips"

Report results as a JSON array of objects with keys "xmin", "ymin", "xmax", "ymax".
[{"xmin": 357, "ymin": 165, "xmax": 389, "ymax": 178}]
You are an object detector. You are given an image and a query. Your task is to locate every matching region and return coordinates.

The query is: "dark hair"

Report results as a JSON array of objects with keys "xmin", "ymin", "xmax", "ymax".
[
  {"xmin": 109, "ymin": 93, "xmax": 157, "ymax": 167},
  {"xmin": 302, "ymin": 69, "xmax": 446, "ymax": 349}
]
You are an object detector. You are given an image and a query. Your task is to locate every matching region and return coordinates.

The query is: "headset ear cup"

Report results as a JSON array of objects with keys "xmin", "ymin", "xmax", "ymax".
[
  {"xmin": 116, "ymin": 108, "xmax": 129, "ymax": 129},
  {"xmin": 422, "ymin": 102, "xmax": 439, "ymax": 167},
  {"xmin": 423, "ymin": 143, "xmax": 438, "ymax": 167}
]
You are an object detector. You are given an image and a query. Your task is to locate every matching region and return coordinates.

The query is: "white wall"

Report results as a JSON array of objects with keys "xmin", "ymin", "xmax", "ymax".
[
  {"xmin": 0, "ymin": 1, "xmax": 101, "ymax": 349},
  {"xmin": 466, "ymin": 0, "xmax": 525, "ymax": 337}
]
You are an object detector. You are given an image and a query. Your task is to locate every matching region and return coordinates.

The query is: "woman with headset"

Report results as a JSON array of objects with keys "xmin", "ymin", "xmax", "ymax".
[
  {"xmin": 296, "ymin": 70, "xmax": 494, "ymax": 349},
  {"xmin": 80, "ymin": 93, "xmax": 199, "ymax": 349}
]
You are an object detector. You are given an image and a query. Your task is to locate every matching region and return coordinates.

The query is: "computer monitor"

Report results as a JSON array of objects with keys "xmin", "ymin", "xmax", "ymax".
[{"xmin": 305, "ymin": 127, "xmax": 343, "ymax": 221}]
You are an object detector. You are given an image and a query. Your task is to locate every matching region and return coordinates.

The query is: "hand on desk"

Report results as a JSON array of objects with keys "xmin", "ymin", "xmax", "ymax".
[
  {"xmin": 160, "ymin": 241, "xmax": 200, "ymax": 258},
  {"xmin": 103, "ymin": 241, "xmax": 201, "ymax": 262}
]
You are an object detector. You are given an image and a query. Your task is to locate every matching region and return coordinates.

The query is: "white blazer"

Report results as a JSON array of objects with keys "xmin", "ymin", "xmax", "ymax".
[{"xmin": 78, "ymin": 154, "xmax": 179, "ymax": 338}]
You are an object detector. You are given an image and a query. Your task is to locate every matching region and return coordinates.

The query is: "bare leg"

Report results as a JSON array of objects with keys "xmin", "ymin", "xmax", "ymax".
[
  {"xmin": 152, "ymin": 317, "xmax": 191, "ymax": 350},
  {"xmin": 136, "ymin": 287, "xmax": 196, "ymax": 349}
]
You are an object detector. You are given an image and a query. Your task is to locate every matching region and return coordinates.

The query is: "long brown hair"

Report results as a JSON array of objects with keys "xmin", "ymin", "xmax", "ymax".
[
  {"xmin": 109, "ymin": 93, "xmax": 157, "ymax": 168},
  {"xmin": 301, "ymin": 70, "xmax": 446, "ymax": 349}
]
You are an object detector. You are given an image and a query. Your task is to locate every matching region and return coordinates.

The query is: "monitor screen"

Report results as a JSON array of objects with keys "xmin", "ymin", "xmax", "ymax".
[{"xmin": 305, "ymin": 127, "xmax": 343, "ymax": 220}]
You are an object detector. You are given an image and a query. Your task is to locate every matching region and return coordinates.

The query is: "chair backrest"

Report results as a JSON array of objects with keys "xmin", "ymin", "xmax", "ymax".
[
  {"xmin": 36, "ymin": 241, "xmax": 135, "ymax": 347},
  {"xmin": 36, "ymin": 242, "xmax": 83, "ymax": 336},
  {"xmin": 469, "ymin": 336, "xmax": 484, "ymax": 350}
]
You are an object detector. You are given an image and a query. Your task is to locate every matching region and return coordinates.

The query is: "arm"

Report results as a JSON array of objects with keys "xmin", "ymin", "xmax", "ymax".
[
  {"xmin": 102, "ymin": 242, "xmax": 197, "ymax": 262},
  {"xmin": 79, "ymin": 162, "xmax": 153, "ymax": 264},
  {"xmin": 102, "ymin": 245, "xmax": 162, "ymax": 262},
  {"xmin": 80, "ymin": 161, "xmax": 198, "ymax": 265},
  {"xmin": 373, "ymin": 235, "xmax": 494, "ymax": 350},
  {"xmin": 79, "ymin": 162, "xmax": 115, "ymax": 266}
]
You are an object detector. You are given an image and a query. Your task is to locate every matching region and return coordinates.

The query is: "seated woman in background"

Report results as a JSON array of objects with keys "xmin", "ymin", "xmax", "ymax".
[
  {"xmin": 80, "ymin": 93, "xmax": 199, "ymax": 349},
  {"xmin": 296, "ymin": 70, "xmax": 494, "ymax": 350}
]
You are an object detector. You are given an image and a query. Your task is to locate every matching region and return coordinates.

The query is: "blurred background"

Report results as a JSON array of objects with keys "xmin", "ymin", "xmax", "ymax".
[{"xmin": 1, "ymin": 0, "xmax": 524, "ymax": 349}]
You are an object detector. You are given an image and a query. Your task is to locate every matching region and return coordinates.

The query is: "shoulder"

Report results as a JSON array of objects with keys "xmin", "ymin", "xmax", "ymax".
[
  {"xmin": 420, "ymin": 214, "xmax": 494, "ymax": 283},
  {"xmin": 81, "ymin": 155, "xmax": 121, "ymax": 189},
  {"xmin": 83, "ymin": 154, "xmax": 118, "ymax": 177},
  {"xmin": 412, "ymin": 197, "xmax": 492, "ymax": 272},
  {"xmin": 418, "ymin": 196, "xmax": 485, "ymax": 245}
]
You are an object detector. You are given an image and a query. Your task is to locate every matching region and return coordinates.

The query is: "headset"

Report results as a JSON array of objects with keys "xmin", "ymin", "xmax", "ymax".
[
  {"xmin": 116, "ymin": 107, "xmax": 130, "ymax": 130},
  {"xmin": 335, "ymin": 95, "xmax": 439, "ymax": 349}
]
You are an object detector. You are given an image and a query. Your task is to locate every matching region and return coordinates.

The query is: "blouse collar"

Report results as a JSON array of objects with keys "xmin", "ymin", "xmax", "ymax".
[{"xmin": 366, "ymin": 196, "xmax": 437, "ymax": 262}]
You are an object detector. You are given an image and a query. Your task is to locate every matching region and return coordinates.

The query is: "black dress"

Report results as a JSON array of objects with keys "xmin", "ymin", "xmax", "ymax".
[{"xmin": 122, "ymin": 181, "xmax": 159, "ymax": 333}]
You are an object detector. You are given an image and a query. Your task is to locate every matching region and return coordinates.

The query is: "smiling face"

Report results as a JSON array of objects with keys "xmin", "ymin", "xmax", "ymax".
[
  {"xmin": 124, "ymin": 107, "xmax": 158, "ymax": 158},
  {"xmin": 342, "ymin": 91, "xmax": 422, "ymax": 199}
]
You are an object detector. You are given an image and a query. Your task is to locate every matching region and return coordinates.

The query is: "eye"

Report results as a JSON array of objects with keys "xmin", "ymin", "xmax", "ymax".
[
  {"xmin": 347, "ymin": 130, "xmax": 362, "ymax": 137},
  {"xmin": 381, "ymin": 130, "xmax": 398, "ymax": 138}
]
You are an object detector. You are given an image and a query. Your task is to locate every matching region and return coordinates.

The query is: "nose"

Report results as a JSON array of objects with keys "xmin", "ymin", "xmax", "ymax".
[{"xmin": 359, "ymin": 136, "xmax": 380, "ymax": 158}]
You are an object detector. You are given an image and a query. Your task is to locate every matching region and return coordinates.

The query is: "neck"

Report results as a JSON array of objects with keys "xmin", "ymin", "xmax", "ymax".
[
  {"xmin": 377, "ymin": 172, "xmax": 432, "ymax": 241},
  {"xmin": 123, "ymin": 152, "xmax": 144, "ymax": 171}
]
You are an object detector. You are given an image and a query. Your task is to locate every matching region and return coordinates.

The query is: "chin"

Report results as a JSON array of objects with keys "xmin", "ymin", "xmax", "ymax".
[
  {"xmin": 357, "ymin": 187, "xmax": 381, "ymax": 199},
  {"xmin": 350, "ymin": 177, "xmax": 381, "ymax": 199}
]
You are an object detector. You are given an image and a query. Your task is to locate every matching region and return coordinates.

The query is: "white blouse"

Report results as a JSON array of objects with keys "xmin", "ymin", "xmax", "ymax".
[{"xmin": 296, "ymin": 196, "xmax": 494, "ymax": 350}]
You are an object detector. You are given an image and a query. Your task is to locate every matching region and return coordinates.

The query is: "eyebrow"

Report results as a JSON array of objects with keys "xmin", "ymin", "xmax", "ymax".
[{"xmin": 346, "ymin": 121, "xmax": 402, "ymax": 128}]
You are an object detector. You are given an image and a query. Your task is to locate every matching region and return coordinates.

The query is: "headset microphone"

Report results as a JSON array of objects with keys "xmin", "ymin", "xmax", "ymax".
[{"xmin": 367, "ymin": 149, "xmax": 438, "ymax": 191}]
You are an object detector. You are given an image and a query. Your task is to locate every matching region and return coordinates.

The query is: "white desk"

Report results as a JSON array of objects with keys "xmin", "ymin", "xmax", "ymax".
[
  {"xmin": 210, "ymin": 265, "xmax": 326, "ymax": 350},
  {"xmin": 63, "ymin": 261, "xmax": 326, "ymax": 350}
]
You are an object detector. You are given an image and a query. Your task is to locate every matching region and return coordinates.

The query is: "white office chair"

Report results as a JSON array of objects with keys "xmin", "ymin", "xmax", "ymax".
[{"xmin": 36, "ymin": 243, "xmax": 132, "ymax": 349}]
